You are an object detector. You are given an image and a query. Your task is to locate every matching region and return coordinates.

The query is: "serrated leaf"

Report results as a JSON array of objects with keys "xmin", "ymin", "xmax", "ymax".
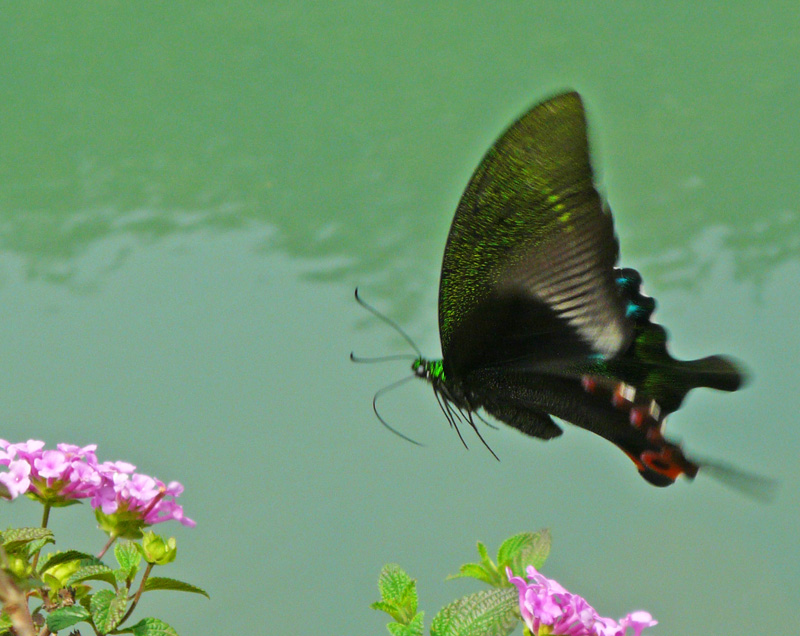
[
  {"xmin": 26, "ymin": 537, "xmax": 53, "ymax": 558},
  {"xmin": 407, "ymin": 611, "xmax": 425, "ymax": 636},
  {"xmin": 90, "ymin": 590, "xmax": 114, "ymax": 623},
  {"xmin": 430, "ymin": 587, "xmax": 519, "ymax": 636},
  {"xmin": 2, "ymin": 527, "xmax": 54, "ymax": 553},
  {"xmin": 143, "ymin": 576, "xmax": 210, "ymax": 598},
  {"xmin": 125, "ymin": 617, "xmax": 179, "ymax": 636},
  {"xmin": 79, "ymin": 555, "xmax": 107, "ymax": 567},
  {"xmin": 372, "ymin": 598, "xmax": 411, "ymax": 624},
  {"xmin": 398, "ymin": 579, "xmax": 418, "ymax": 614},
  {"xmin": 67, "ymin": 564, "xmax": 117, "ymax": 588},
  {"xmin": 38, "ymin": 550, "xmax": 96, "ymax": 573},
  {"xmin": 497, "ymin": 533, "xmax": 535, "ymax": 568},
  {"xmin": 90, "ymin": 587, "xmax": 128, "ymax": 633},
  {"xmin": 45, "ymin": 605, "xmax": 91, "ymax": 631},
  {"xmin": 373, "ymin": 564, "xmax": 418, "ymax": 622},
  {"xmin": 115, "ymin": 541, "xmax": 141, "ymax": 578},
  {"xmin": 387, "ymin": 623, "xmax": 410, "ymax": 636},
  {"xmin": 1, "ymin": 527, "xmax": 53, "ymax": 543},
  {"xmin": 377, "ymin": 564, "xmax": 414, "ymax": 604},
  {"xmin": 476, "ymin": 541, "xmax": 490, "ymax": 564},
  {"xmin": 446, "ymin": 563, "xmax": 496, "ymax": 585},
  {"xmin": 370, "ymin": 600, "xmax": 401, "ymax": 615},
  {"xmin": 509, "ymin": 529, "xmax": 551, "ymax": 577},
  {"xmin": 387, "ymin": 612, "xmax": 424, "ymax": 636},
  {"xmin": 79, "ymin": 594, "xmax": 92, "ymax": 610}
]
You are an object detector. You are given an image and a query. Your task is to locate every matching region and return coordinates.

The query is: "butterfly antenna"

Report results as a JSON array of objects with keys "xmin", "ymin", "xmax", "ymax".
[
  {"xmin": 466, "ymin": 411, "xmax": 500, "ymax": 461},
  {"xmin": 350, "ymin": 352, "xmax": 418, "ymax": 364},
  {"xmin": 354, "ymin": 288, "xmax": 422, "ymax": 357},
  {"xmin": 372, "ymin": 375, "xmax": 424, "ymax": 446}
]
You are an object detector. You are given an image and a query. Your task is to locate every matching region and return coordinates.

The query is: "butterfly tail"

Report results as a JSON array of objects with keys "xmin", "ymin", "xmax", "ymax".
[{"xmin": 676, "ymin": 354, "xmax": 745, "ymax": 393}]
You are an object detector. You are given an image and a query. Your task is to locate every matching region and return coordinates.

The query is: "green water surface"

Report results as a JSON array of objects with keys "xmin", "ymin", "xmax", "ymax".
[{"xmin": 1, "ymin": 3, "xmax": 798, "ymax": 634}]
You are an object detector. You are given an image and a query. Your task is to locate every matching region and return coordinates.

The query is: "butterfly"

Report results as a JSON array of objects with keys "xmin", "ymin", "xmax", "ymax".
[{"xmin": 362, "ymin": 91, "xmax": 746, "ymax": 487}]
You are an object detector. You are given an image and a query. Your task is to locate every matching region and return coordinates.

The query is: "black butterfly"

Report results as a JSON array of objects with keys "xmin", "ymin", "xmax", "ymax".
[{"xmin": 364, "ymin": 91, "xmax": 746, "ymax": 487}]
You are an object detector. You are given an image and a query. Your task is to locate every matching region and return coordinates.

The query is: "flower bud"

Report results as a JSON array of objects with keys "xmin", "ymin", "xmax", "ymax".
[
  {"xmin": 43, "ymin": 557, "xmax": 81, "ymax": 586},
  {"xmin": 6, "ymin": 553, "xmax": 32, "ymax": 578},
  {"xmin": 141, "ymin": 531, "xmax": 177, "ymax": 565}
]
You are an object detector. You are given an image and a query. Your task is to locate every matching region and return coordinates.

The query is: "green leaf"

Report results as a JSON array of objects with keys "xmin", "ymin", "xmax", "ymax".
[
  {"xmin": 1, "ymin": 527, "xmax": 54, "ymax": 544},
  {"xmin": 124, "ymin": 617, "xmax": 179, "ymax": 636},
  {"xmin": 493, "ymin": 530, "xmax": 553, "ymax": 579},
  {"xmin": 476, "ymin": 541, "xmax": 490, "ymax": 565},
  {"xmin": 89, "ymin": 590, "xmax": 117, "ymax": 633},
  {"xmin": 115, "ymin": 541, "xmax": 142, "ymax": 578},
  {"xmin": 446, "ymin": 563, "xmax": 495, "ymax": 585},
  {"xmin": 45, "ymin": 605, "xmax": 91, "ymax": 631},
  {"xmin": 527, "ymin": 529, "xmax": 551, "ymax": 571},
  {"xmin": 143, "ymin": 576, "xmax": 210, "ymax": 598},
  {"xmin": 370, "ymin": 600, "xmax": 399, "ymax": 615},
  {"xmin": 370, "ymin": 598, "xmax": 410, "ymax": 624},
  {"xmin": 430, "ymin": 588, "xmax": 519, "ymax": 636},
  {"xmin": 377, "ymin": 564, "xmax": 416, "ymax": 608},
  {"xmin": 372, "ymin": 564, "xmax": 418, "ymax": 623},
  {"xmin": 90, "ymin": 588, "xmax": 128, "ymax": 634},
  {"xmin": 67, "ymin": 563, "xmax": 118, "ymax": 588},
  {"xmin": 26, "ymin": 537, "xmax": 54, "ymax": 558},
  {"xmin": 37, "ymin": 550, "xmax": 96, "ymax": 573},
  {"xmin": 1, "ymin": 527, "xmax": 54, "ymax": 553},
  {"xmin": 42, "ymin": 573, "xmax": 61, "ymax": 591},
  {"xmin": 497, "ymin": 533, "xmax": 535, "ymax": 567},
  {"xmin": 387, "ymin": 612, "xmax": 424, "ymax": 636}
]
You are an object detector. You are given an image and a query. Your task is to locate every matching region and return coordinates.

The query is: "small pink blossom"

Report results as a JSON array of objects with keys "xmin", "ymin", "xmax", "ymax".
[
  {"xmin": 508, "ymin": 566, "xmax": 657, "ymax": 636},
  {"xmin": 0, "ymin": 439, "xmax": 194, "ymax": 529},
  {"xmin": 34, "ymin": 450, "xmax": 70, "ymax": 479},
  {"xmin": 0, "ymin": 459, "xmax": 32, "ymax": 499}
]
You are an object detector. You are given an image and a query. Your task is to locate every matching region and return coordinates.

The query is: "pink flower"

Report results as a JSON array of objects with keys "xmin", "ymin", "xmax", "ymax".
[
  {"xmin": 93, "ymin": 462, "xmax": 195, "ymax": 532},
  {"xmin": 1, "ymin": 439, "xmax": 194, "ymax": 530},
  {"xmin": 0, "ymin": 459, "xmax": 32, "ymax": 499},
  {"xmin": 34, "ymin": 450, "xmax": 70, "ymax": 479},
  {"xmin": 508, "ymin": 566, "xmax": 657, "ymax": 636},
  {"xmin": 620, "ymin": 611, "xmax": 658, "ymax": 636}
]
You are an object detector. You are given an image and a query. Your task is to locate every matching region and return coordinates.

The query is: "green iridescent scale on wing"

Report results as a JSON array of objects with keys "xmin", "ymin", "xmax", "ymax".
[{"xmin": 438, "ymin": 92, "xmax": 631, "ymax": 378}]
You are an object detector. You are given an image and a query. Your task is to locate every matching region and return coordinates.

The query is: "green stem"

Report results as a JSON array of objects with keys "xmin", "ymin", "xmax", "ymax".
[
  {"xmin": 30, "ymin": 503, "xmax": 53, "ymax": 570},
  {"xmin": 120, "ymin": 562, "xmax": 153, "ymax": 625},
  {"xmin": 40, "ymin": 503, "xmax": 51, "ymax": 529}
]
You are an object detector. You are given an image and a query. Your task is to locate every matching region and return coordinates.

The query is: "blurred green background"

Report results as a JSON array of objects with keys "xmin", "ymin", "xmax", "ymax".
[{"xmin": 1, "ymin": 2, "xmax": 798, "ymax": 634}]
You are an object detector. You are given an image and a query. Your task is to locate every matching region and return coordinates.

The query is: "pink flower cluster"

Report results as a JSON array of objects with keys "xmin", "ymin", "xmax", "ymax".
[
  {"xmin": 0, "ymin": 439, "xmax": 194, "ymax": 528},
  {"xmin": 508, "ymin": 566, "xmax": 657, "ymax": 636}
]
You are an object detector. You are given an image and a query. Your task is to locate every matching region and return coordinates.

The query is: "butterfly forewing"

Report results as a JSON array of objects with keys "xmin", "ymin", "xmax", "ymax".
[{"xmin": 438, "ymin": 92, "xmax": 631, "ymax": 378}]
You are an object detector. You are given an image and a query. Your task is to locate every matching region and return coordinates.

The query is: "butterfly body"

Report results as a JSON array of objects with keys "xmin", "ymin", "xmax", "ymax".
[{"xmin": 413, "ymin": 91, "xmax": 745, "ymax": 486}]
